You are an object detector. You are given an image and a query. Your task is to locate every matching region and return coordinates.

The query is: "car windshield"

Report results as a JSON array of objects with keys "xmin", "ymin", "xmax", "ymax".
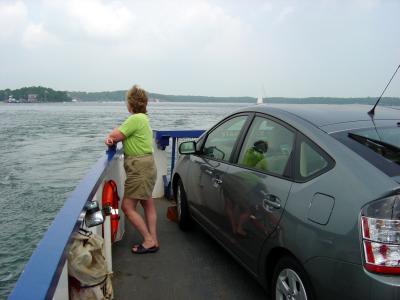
[{"xmin": 348, "ymin": 127, "xmax": 400, "ymax": 165}]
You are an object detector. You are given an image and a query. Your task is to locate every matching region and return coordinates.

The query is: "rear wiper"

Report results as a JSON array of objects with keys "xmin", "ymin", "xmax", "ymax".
[
  {"xmin": 348, "ymin": 133, "xmax": 400, "ymax": 152},
  {"xmin": 348, "ymin": 132, "xmax": 400, "ymax": 164}
]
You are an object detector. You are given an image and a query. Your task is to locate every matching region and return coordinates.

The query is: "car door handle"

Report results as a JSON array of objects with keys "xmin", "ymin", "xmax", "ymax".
[
  {"xmin": 263, "ymin": 194, "xmax": 281, "ymax": 209},
  {"xmin": 204, "ymin": 169, "xmax": 213, "ymax": 175},
  {"xmin": 213, "ymin": 178, "xmax": 223, "ymax": 185}
]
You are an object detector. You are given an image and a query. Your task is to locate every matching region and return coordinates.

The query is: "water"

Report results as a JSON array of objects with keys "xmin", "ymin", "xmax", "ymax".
[{"xmin": 0, "ymin": 101, "xmax": 249, "ymax": 299}]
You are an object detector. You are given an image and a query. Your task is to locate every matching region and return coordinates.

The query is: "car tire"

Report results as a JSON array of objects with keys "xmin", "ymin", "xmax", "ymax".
[
  {"xmin": 176, "ymin": 179, "xmax": 192, "ymax": 230},
  {"xmin": 271, "ymin": 256, "xmax": 314, "ymax": 300}
]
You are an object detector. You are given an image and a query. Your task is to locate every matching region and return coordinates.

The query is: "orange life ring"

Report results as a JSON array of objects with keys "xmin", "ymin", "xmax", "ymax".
[{"xmin": 102, "ymin": 180, "xmax": 120, "ymax": 242}]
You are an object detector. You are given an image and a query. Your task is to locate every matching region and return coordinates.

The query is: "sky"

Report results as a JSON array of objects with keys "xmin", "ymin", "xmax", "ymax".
[{"xmin": 0, "ymin": 0, "xmax": 399, "ymax": 98}]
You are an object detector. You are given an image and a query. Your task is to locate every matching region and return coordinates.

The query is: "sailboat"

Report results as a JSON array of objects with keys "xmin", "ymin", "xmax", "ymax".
[{"xmin": 256, "ymin": 96, "xmax": 263, "ymax": 105}]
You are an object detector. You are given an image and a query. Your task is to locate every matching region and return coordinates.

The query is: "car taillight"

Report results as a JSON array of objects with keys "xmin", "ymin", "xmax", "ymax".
[{"xmin": 361, "ymin": 193, "xmax": 400, "ymax": 274}]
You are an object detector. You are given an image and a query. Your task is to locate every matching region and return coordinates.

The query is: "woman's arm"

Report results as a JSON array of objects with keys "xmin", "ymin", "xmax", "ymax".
[{"xmin": 105, "ymin": 128, "xmax": 125, "ymax": 145}]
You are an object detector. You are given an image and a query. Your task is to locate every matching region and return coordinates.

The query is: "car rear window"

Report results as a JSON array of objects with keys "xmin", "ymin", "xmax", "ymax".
[{"xmin": 332, "ymin": 126, "xmax": 400, "ymax": 177}]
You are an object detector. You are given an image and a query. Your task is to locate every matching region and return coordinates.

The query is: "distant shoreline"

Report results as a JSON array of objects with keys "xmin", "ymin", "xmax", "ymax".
[
  {"xmin": 2, "ymin": 98, "xmax": 400, "ymax": 106},
  {"xmin": 67, "ymin": 90, "xmax": 400, "ymax": 105},
  {"xmin": 2, "ymin": 86, "xmax": 400, "ymax": 105}
]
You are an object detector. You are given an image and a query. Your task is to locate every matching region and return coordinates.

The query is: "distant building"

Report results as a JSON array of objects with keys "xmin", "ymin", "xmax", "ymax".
[
  {"xmin": 6, "ymin": 95, "xmax": 17, "ymax": 103},
  {"xmin": 27, "ymin": 94, "xmax": 38, "ymax": 103}
]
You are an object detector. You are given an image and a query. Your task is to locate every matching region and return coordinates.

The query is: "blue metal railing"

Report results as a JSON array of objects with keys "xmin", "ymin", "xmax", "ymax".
[
  {"xmin": 8, "ymin": 147, "xmax": 118, "ymax": 300},
  {"xmin": 9, "ymin": 130, "xmax": 203, "ymax": 299}
]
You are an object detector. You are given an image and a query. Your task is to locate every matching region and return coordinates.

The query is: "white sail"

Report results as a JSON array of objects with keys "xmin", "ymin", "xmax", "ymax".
[{"xmin": 256, "ymin": 96, "xmax": 263, "ymax": 105}]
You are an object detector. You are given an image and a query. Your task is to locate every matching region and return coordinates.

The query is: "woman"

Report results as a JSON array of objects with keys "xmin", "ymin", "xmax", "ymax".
[{"xmin": 104, "ymin": 85, "xmax": 158, "ymax": 254}]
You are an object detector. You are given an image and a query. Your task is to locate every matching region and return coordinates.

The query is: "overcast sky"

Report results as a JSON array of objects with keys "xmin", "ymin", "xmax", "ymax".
[{"xmin": 0, "ymin": 0, "xmax": 399, "ymax": 97}]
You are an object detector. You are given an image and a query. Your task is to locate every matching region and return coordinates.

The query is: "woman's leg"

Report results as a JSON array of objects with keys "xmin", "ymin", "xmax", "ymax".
[
  {"xmin": 122, "ymin": 197, "xmax": 156, "ymax": 248},
  {"xmin": 141, "ymin": 197, "xmax": 158, "ymax": 247},
  {"xmin": 236, "ymin": 209, "xmax": 250, "ymax": 237},
  {"xmin": 224, "ymin": 197, "xmax": 237, "ymax": 234}
]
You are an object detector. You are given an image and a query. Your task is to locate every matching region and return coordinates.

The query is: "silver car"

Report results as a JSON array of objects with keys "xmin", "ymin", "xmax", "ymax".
[{"xmin": 172, "ymin": 104, "xmax": 400, "ymax": 300}]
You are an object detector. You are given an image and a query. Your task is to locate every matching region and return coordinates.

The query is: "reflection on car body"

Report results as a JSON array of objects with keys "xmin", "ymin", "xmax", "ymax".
[{"xmin": 173, "ymin": 104, "xmax": 400, "ymax": 300}]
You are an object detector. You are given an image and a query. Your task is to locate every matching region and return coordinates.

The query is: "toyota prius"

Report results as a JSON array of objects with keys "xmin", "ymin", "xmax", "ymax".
[{"xmin": 172, "ymin": 104, "xmax": 400, "ymax": 300}]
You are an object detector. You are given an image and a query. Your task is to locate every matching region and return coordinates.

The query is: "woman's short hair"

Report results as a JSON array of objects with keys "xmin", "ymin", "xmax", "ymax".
[
  {"xmin": 126, "ymin": 85, "xmax": 148, "ymax": 114},
  {"xmin": 253, "ymin": 140, "xmax": 268, "ymax": 153}
]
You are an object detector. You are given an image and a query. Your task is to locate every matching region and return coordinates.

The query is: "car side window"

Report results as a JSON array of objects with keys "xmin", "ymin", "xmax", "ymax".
[
  {"xmin": 202, "ymin": 116, "xmax": 247, "ymax": 162},
  {"xmin": 299, "ymin": 140, "xmax": 329, "ymax": 178},
  {"xmin": 237, "ymin": 116, "xmax": 295, "ymax": 176}
]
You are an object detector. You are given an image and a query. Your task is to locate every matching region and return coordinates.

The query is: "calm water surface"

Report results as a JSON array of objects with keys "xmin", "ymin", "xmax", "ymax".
[{"xmin": 0, "ymin": 101, "xmax": 249, "ymax": 299}]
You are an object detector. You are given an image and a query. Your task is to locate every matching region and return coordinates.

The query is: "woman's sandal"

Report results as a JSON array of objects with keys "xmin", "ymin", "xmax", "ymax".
[
  {"xmin": 131, "ymin": 244, "xmax": 159, "ymax": 254},
  {"xmin": 132, "ymin": 243, "xmax": 159, "ymax": 250}
]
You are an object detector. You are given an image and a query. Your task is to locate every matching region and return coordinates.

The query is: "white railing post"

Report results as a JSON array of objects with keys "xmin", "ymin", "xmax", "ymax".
[
  {"xmin": 103, "ymin": 216, "xmax": 113, "ymax": 273},
  {"xmin": 52, "ymin": 261, "xmax": 69, "ymax": 300},
  {"xmin": 152, "ymin": 139, "xmax": 168, "ymax": 198}
]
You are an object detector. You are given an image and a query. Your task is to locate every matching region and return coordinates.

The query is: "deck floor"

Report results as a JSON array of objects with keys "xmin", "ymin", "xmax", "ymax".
[{"xmin": 112, "ymin": 197, "xmax": 268, "ymax": 300}]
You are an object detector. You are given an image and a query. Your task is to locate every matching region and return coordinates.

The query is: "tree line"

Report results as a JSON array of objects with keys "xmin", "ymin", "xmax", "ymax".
[
  {"xmin": 1, "ymin": 87, "xmax": 71, "ymax": 102},
  {"xmin": 2, "ymin": 86, "xmax": 399, "ymax": 105},
  {"xmin": 67, "ymin": 90, "xmax": 256, "ymax": 103},
  {"xmin": 68, "ymin": 90, "xmax": 400, "ymax": 105}
]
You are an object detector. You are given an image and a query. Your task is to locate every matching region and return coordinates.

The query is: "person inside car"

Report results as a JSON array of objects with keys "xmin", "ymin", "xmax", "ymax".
[{"xmin": 241, "ymin": 140, "xmax": 268, "ymax": 170}]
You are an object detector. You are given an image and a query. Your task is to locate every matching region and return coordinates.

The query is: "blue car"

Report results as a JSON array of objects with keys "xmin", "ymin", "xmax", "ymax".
[{"xmin": 172, "ymin": 104, "xmax": 400, "ymax": 300}]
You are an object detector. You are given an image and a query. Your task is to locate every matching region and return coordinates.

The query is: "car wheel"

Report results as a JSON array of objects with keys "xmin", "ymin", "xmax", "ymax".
[
  {"xmin": 271, "ymin": 256, "xmax": 314, "ymax": 300},
  {"xmin": 176, "ymin": 179, "xmax": 192, "ymax": 230}
]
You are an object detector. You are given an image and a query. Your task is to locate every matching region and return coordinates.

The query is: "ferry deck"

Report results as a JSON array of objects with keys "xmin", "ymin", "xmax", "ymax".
[
  {"xmin": 113, "ymin": 197, "xmax": 267, "ymax": 300},
  {"xmin": 8, "ymin": 130, "xmax": 268, "ymax": 300}
]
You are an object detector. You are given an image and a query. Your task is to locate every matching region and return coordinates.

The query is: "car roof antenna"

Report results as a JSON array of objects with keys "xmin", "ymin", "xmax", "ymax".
[{"xmin": 368, "ymin": 64, "xmax": 400, "ymax": 117}]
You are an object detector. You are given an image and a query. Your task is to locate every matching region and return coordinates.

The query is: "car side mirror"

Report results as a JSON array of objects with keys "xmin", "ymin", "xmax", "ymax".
[{"xmin": 179, "ymin": 141, "xmax": 197, "ymax": 155}]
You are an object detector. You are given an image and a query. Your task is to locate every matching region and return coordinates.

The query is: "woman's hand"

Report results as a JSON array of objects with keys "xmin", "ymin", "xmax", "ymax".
[
  {"xmin": 104, "ymin": 128, "xmax": 125, "ymax": 146},
  {"xmin": 105, "ymin": 136, "xmax": 114, "ymax": 146}
]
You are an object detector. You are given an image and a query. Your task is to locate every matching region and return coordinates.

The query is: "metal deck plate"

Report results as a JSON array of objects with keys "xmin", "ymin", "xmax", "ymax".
[{"xmin": 112, "ymin": 198, "xmax": 267, "ymax": 300}]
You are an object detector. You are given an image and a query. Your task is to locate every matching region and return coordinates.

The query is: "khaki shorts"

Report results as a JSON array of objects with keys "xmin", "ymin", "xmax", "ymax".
[{"xmin": 123, "ymin": 154, "xmax": 157, "ymax": 200}]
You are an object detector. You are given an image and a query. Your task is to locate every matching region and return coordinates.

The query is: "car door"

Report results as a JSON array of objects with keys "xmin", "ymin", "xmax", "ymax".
[
  {"xmin": 221, "ymin": 115, "xmax": 296, "ymax": 271},
  {"xmin": 188, "ymin": 114, "xmax": 251, "ymax": 234}
]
